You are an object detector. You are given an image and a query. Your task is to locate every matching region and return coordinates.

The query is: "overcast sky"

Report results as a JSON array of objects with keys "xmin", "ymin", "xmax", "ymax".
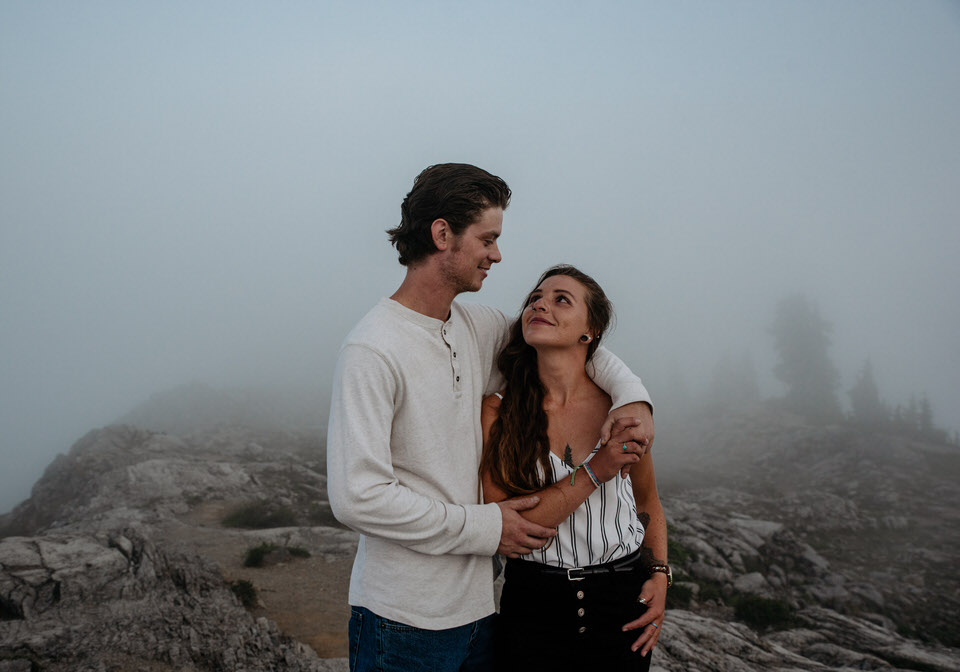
[{"xmin": 2, "ymin": 1, "xmax": 959, "ymax": 514}]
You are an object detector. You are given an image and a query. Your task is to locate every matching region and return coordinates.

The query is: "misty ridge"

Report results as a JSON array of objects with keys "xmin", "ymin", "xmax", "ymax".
[
  {"xmin": 107, "ymin": 291, "xmax": 960, "ymax": 451},
  {"xmin": 651, "ymin": 293, "xmax": 958, "ymax": 448},
  {"xmin": 1, "ymin": 289, "xmax": 958, "ymax": 670}
]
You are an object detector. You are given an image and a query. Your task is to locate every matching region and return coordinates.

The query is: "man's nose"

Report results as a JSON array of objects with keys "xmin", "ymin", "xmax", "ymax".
[{"xmin": 489, "ymin": 243, "xmax": 502, "ymax": 264}]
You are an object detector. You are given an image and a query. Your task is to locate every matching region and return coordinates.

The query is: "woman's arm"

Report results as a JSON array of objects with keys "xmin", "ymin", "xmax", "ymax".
[{"xmin": 622, "ymin": 456, "xmax": 668, "ymax": 656}]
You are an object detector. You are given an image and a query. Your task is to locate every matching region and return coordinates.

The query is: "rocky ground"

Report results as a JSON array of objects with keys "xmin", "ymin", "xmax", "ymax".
[{"xmin": 1, "ymin": 405, "xmax": 959, "ymax": 671}]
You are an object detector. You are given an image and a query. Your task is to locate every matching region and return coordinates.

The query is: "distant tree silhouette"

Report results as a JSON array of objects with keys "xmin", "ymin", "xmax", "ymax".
[
  {"xmin": 848, "ymin": 359, "xmax": 888, "ymax": 428},
  {"xmin": 890, "ymin": 393, "xmax": 951, "ymax": 444},
  {"xmin": 769, "ymin": 295, "xmax": 841, "ymax": 421}
]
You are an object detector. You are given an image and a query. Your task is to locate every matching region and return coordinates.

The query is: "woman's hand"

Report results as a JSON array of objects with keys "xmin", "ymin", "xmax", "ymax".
[
  {"xmin": 600, "ymin": 403, "xmax": 654, "ymax": 453},
  {"xmin": 621, "ymin": 572, "xmax": 667, "ymax": 656},
  {"xmin": 587, "ymin": 434, "xmax": 642, "ymax": 482}
]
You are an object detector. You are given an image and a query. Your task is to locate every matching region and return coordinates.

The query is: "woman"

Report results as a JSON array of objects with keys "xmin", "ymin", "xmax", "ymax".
[{"xmin": 480, "ymin": 265, "xmax": 668, "ymax": 671}]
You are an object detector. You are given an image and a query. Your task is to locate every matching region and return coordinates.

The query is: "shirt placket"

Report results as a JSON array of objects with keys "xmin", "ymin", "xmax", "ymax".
[{"xmin": 441, "ymin": 320, "xmax": 462, "ymax": 398}]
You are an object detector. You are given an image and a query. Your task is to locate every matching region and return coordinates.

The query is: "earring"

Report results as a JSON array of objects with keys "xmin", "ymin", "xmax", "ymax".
[{"xmin": 580, "ymin": 334, "xmax": 592, "ymax": 343}]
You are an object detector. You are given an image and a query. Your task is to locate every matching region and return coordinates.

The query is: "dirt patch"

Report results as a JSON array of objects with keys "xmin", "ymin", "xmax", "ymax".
[{"xmin": 159, "ymin": 502, "xmax": 355, "ymax": 658}]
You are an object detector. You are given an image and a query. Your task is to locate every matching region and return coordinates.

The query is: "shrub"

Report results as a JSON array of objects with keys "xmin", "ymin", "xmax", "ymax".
[
  {"xmin": 230, "ymin": 579, "xmax": 257, "ymax": 607},
  {"xmin": 288, "ymin": 546, "xmax": 311, "ymax": 558},
  {"xmin": 732, "ymin": 594, "xmax": 795, "ymax": 630},
  {"xmin": 666, "ymin": 582, "xmax": 694, "ymax": 609},
  {"xmin": 243, "ymin": 543, "xmax": 311, "ymax": 567},
  {"xmin": 667, "ymin": 537, "xmax": 691, "ymax": 565},
  {"xmin": 308, "ymin": 501, "xmax": 341, "ymax": 527},
  {"xmin": 222, "ymin": 502, "xmax": 298, "ymax": 529},
  {"xmin": 244, "ymin": 543, "xmax": 280, "ymax": 567}
]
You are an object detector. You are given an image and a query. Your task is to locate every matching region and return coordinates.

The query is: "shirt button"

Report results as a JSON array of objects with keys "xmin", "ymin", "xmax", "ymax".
[
  {"xmin": 453, "ymin": 352, "xmax": 457, "ymax": 358},
  {"xmin": 576, "ymin": 591, "xmax": 584, "ymax": 600},
  {"xmin": 578, "ymin": 626, "xmax": 587, "ymax": 634},
  {"xmin": 456, "ymin": 376, "xmax": 460, "ymax": 382},
  {"xmin": 577, "ymin": 608, "xmax": 585, "ymax": 617}
]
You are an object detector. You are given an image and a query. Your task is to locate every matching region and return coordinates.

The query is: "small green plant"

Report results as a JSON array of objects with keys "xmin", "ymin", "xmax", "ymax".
[
  {"xmin": 667, "ymin": 537, "xmax": 691, "ymax": 565},
  {"xmin": 696, "ymin": 578, "xmax": 726, "ymax": 604},
  {"xmin": 732, "ymin": 594, "xmax": 796, "ymax": 631},
  {"xmin": 742, "ymin": 555, "xmax": 766, "ymax": 574},
  {"xmin": 243, "ymin": 543, "xmax": 311, "ymax": 567},
  {"xmin": 230, "ymin": 579, "xmax": 257, "ymax": 607},
  {"xmin": 223, "ymin": 502, "xmax": 298, "ymax": 529},
  {"xmin": 288, "ymin": 546, "xmax": 311, "ymax": 558},
  {"xmin": 308, "ymin": 501, "xmax": 341, "ymax": 527},
  {"xmin": 666, "ymin": 582, "xmax": 694, "ymax": 609},
  {"xmin": 244, "ymin": 543, "xmax": 280, "ymax": 567}
]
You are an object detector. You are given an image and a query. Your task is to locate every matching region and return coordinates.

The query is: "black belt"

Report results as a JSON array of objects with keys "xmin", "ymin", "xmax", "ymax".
[{"xmin": 509, "ymin": 548, "xmax": 644, "ymax": 582}]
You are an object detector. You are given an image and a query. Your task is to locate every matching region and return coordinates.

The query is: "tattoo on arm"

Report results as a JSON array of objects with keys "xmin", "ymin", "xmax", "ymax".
[
  {"xmin": 638, "ymin": 511, "xmax": 665, "ymax": 569},
  {"xmin": 639, "ymin": 546, "xmax": 666, "ymax": 570}
]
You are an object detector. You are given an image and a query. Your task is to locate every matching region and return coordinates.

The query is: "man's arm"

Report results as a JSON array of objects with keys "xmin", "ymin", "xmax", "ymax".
[
  {"xmin": 589, "ymin": 346, "xmax": 652, "ymax": 412},
  {"xmin": 590, "ymin": 347, "xmax": 655, "ymax": 451},
  {"xmin": 326, "ymin": 343, "xmax": 502, "ymax": 556}
]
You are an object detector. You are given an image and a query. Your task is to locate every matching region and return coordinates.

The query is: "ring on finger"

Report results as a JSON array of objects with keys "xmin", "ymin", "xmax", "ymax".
[{"xmin": 651, "ymin": 622, "xmax": 659, "ymax": 630}]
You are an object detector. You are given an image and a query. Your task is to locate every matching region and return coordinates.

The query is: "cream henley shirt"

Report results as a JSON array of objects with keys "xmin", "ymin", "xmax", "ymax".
[{"xmin": 326, "ymin": 297, "xmax": 651, "ymax": 630}]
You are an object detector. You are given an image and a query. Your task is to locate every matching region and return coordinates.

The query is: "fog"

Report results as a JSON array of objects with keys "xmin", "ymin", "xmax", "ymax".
[{"xmin": 2, "ymin": 1, "xmax": 958, "ymax": 514}]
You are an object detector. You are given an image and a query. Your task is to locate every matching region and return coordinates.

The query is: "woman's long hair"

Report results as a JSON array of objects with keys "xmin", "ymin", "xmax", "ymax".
[{"xmin": 481, "ymin": 264, "xmax": 613, "ymax": 496}]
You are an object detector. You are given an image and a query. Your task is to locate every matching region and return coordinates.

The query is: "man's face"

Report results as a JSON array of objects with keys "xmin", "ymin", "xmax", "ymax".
[{"xmin": 439, "ymin": 206, "xmax": 503, "ymax": 294}]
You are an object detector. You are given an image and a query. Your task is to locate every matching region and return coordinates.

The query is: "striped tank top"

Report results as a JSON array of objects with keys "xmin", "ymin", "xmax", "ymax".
[{"xmin": 520, "ymin": 445, "xmax": 644, "ymax": 568}]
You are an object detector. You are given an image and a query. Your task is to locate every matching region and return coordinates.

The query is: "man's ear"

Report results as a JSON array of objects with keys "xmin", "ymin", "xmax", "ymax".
[{"xmin": 431, "ymin": 218, "xmax": 451, "ymax": 251}]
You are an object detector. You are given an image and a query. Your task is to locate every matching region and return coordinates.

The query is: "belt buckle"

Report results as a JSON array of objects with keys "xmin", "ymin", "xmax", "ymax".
[{"xmin": 566, "ymin": 567, "xmax": 585, "ymax": 581}]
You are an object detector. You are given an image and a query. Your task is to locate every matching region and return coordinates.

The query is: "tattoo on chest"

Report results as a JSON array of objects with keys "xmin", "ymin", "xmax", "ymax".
[{"xmin": 563, "ymin": 444, "xmax": 574, "ymax": 469}]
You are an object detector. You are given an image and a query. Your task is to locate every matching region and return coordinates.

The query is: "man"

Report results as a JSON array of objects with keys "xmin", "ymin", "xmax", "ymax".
[{"xmin": 327, "ymin": 163, "xmax": 654, "ymax": 671}]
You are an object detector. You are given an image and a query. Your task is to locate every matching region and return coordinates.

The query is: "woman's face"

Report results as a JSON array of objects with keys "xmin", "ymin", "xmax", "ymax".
[{"xmin": 521, "ymin": 274, "xmax": 592, "ymax": 349}]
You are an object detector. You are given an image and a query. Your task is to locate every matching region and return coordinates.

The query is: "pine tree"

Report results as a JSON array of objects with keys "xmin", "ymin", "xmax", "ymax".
[
  {"xmin": 769, "ymin": 295, "xmax": 841, "ymax": 421},
  {"xmin": 848, "ymin": 359, "xmax": 888, "ymax": 429}
]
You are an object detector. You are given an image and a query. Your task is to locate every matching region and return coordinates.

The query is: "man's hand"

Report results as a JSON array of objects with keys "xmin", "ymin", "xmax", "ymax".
[
  {"xmin": 621, "ymin": 571, "xmax": 667, "ymax": 656},
  {"xmin": 496, "ymin": 496, "xmax": 557, "ymax": 558},
  {"xmin": 601, "ymin": 403, "xmax": 654, "ymax": 477}
]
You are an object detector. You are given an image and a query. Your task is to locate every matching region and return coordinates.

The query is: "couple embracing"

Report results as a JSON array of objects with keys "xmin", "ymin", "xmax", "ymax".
[{"xmin": 327, "ymin": 163, "xmax": 669, "ymax": 672}]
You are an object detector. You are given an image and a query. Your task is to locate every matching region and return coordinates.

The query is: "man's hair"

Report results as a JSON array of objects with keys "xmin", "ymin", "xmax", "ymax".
[{"xmin": 387, "ymin": 163, "xmax": 511, "ymax": 266}]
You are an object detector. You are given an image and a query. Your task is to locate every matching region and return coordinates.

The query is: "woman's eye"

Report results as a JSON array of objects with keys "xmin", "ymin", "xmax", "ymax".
[
  {"xmin": 557, "ymin": 295, "xmax": 569, "ymax": 303},
  {"xmin": 526, "ymin": 295, "xmax": 540, "ymax": 306}
]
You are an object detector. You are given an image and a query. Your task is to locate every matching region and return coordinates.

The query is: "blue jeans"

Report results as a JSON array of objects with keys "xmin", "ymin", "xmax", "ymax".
[{"xmin": 348, "ymin": 606, "xmax": 495, "ymax": 672}]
